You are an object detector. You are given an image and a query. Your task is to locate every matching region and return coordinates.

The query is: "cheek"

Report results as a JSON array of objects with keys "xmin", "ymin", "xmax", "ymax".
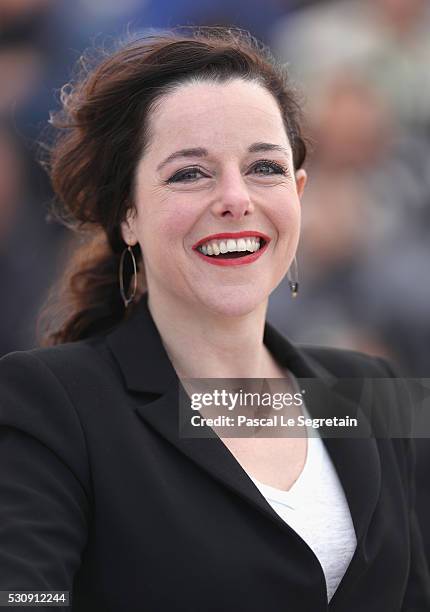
[
  {"xmin": 159, "ymin": 209, "xmax": 195, "ymax": 246},
  {"xmin": 137, "ymin": 202, "xmax": 196, "ymax": 258},
  {"xmin": 270, "ymin": 192, "xmax": 301, "ymax": 238}
]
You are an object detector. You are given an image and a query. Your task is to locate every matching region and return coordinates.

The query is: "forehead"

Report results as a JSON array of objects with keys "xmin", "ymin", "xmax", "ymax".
[{"xmin": 146, "ymin": 79, "xmax": 289, "ymax": 156}]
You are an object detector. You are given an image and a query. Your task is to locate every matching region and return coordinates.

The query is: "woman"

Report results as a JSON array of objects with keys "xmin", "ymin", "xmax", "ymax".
[{"xmin": 0, "ymin": 28, "xmax": 429, "ymax": 611}]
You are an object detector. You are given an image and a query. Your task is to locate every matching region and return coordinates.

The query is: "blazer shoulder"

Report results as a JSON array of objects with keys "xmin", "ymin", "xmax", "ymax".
[
  {"xmin": 0, "ymin": 343, "xmax": 98, "ymax": 498},
  {"xmin": 0, "ymin": 333, "xmax": 120, "ymax": 390},
  {"xmin": 300, "ymin": 344, "xmax": 414, "ymax": 440},
  {"xmin": 299, "ymin": 343, "xmax": 397, "ymax": 378}
]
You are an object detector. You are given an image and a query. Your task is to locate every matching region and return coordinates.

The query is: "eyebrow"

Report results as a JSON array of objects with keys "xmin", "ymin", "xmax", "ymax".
[{"xmin": 156, "ymin": 142, "xmax": 290, "ymax": 172}]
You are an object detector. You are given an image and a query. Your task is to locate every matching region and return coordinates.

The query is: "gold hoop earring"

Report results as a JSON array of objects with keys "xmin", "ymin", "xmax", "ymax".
[
  {"xmin": 287, "ymin": 256, "xmax": 299, "ymax": 298},
  {"xmin": 119, "ymin": 245, "xmax": 137, "ymax": 307}
]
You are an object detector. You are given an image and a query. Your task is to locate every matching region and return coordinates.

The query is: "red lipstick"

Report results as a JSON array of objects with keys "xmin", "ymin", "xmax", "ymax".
[{"xmin": 192, "ymin": 231, "xmax": 271, "ymax": 267}]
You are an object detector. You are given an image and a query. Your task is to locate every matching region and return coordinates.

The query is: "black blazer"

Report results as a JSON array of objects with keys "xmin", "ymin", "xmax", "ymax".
[{"xmin": 0, "ymin": 293, "xmax": 429, "ymax": 611}]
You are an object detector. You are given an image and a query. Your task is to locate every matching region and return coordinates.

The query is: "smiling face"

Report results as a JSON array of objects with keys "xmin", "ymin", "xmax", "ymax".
[{"xmin": 121, "ymin": 78, "xmax": 306, "ymax": 318}]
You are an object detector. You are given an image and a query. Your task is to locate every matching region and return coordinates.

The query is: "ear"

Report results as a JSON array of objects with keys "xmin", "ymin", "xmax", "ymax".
[
  {"xmin": 295, "ymin": 168, "xmax": 307, "ymax": 201},
  {"xmin": 120, "ymin": 207, "xmax": 138, "ymax": 246}
]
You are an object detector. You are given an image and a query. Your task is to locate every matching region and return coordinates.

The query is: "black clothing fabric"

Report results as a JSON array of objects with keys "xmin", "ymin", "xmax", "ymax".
[{"xmin": 0, "ymin": 293, "xmax": 429, "ymax": 611}]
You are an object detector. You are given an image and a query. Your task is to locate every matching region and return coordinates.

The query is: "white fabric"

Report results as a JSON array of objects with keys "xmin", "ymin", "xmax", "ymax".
[{"xmin": 247, "ymin": 392, "xmax": 357, "ymax": 602}]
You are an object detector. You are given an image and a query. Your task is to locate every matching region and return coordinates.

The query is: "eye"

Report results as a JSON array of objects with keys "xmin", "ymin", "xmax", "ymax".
[
  {"xmin": 165, "ymin": 159, "xmax": 288, "ymax": 184},
  {"xmin": 250, "ymin": 159, "xmax": 288, "ymax": 176},
  {"xmin": 166, "ymin": 167, "xmax": 209, "ymax": 183}
]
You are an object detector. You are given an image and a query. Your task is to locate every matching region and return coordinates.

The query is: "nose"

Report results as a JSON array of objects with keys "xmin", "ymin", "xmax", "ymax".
[{"xmin": 210, "ymin": 168, "xmax": 254, "ymax": 219}]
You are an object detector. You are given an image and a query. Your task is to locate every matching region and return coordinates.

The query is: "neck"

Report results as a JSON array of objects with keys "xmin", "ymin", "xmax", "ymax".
[{"xmin": 146, "ymin": 288, "xmax": 278, "ymax": 380}]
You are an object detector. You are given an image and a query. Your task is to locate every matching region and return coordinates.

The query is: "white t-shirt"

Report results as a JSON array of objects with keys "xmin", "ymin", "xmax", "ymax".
[{"xmin": 247, "ymin": 390, "xmax": 357, "ymax": 601}]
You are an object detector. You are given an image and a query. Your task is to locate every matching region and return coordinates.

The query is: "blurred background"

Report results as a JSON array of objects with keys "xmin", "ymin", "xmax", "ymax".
[{"xmin": 1, "ymin": 0, "xmax": 429, "ymax": 555}]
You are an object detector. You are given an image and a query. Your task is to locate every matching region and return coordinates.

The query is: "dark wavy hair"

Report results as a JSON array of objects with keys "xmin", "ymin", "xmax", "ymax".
[{"xmin": 37, "ymin": 26, "xmax": 308, "ymax": 346}]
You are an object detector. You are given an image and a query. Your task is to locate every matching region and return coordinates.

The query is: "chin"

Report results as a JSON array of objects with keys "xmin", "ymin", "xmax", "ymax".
[{"xmin": 192, "ymin": 284, "xmax": 270, "ymax": 318}]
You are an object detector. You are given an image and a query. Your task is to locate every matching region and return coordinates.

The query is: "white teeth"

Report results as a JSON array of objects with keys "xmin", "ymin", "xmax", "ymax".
[
  {"xmin": 198, "ymin": 236, "xmax": 264, "ymax": 256},
  {"xmin": 226, "ymin": 239, "xmax": 236, "ymax": 252}
]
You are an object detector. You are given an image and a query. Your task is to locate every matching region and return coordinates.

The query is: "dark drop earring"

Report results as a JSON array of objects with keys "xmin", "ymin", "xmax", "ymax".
[{"xmin": 287, "ymin": 256, "xmax": 299, "ymax": 298}]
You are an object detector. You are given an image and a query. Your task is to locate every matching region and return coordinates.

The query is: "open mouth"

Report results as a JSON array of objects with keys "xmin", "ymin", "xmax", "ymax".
[
  {"xmin": 192, "ymin": 233, "xmax": 270, "ymax": 266},
  {"xmin": 198, "ymin": 239, "xmax": 266, "ymax": 259}
]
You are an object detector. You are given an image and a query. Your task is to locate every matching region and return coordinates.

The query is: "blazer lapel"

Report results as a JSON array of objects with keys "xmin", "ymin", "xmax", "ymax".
[
  {"xmin": 106, "ymin": 294, "xmax": 381, "ymax": 571},
  {"xmin": 106, "ymin": 294, "xmax": 295, "ymax": 528}
]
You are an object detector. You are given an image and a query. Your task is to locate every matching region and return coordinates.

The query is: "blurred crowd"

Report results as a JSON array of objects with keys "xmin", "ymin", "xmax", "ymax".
[{"xmin": 1, "ymin": 0, "xmax": 429, "ymax": 550}]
